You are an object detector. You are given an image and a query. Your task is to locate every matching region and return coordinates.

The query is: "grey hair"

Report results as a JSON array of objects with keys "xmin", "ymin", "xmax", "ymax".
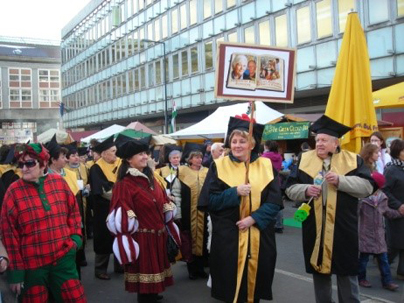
[
  {"xmin": 168, "ymin": 150, "xmax": 182, "ymax": 159},
  {"xmin": 211, "ymin": 143, "xmax": 223, "ymax": 151}
]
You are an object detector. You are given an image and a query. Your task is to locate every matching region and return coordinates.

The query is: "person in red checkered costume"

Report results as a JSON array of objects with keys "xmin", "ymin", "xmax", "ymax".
[{"xmin": 0, "ymin": 143, "xmax": 86, "ymax": 302}]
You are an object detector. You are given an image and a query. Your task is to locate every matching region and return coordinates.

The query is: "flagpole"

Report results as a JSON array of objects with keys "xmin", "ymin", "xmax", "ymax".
[{"xmin": 241, "ymin": 100, "xmax": 255, "ymax": 219}]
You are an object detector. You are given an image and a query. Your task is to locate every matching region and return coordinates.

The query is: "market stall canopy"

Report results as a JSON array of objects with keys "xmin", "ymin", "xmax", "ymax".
[
  {"xmin": 81, "ymin": 124, "xmax": 125, "ymax": 143},
  {"xmin": 151, "ymin": 135, "xmax": 177, "ymax": 145},
  {"xmin": 37, "ymin": 128, "xmax": 73, "ymax": 144},
  {"xmin": 169, "ymin": 101, "xmax": 283, "ymax": 140},
  {"xmin": 126, "ymin": 121, "xmax": 157, "ymax": 135},
  {"xmin": 373, "ymin": 82, "xmax": 404, "ymax": 108}
]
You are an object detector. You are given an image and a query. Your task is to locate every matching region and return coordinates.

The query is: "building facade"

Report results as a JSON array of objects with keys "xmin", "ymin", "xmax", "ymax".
[
  {"xmin": 60, "ymin": 0, "xmax": 404, "ymax": 133},
  {"xmin": 0, "ymin": 36, "xmax": 61, "ymax": 143}
]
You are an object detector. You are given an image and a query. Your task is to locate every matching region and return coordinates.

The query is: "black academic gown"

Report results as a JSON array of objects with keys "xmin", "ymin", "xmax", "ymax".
[
  {"xmin": 89, "ymin": 164, "xmax": 114, "ymax": 254},
  {"xmin": 200, "ymin": 155, "xmax": 282, "ymax": 302},
  {"xmin": 285, "ymin": 150, "xmax": 375, "ymax": 276}
]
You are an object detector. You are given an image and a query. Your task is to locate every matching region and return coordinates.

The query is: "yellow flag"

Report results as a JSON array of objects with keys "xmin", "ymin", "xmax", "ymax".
[{"xmin": 325, "ymin": 12, "xmax": 378, "ymax": 153}]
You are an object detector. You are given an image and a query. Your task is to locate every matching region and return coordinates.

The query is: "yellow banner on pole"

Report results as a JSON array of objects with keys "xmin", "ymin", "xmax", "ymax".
[{"xmin": 325, "ymin": 12, "xmax": 378, "ymax": 153}]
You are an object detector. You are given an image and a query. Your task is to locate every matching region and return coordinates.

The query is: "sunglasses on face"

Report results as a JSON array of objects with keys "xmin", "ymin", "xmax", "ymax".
[{"xmin": 17, "ymin": 160, "xmax": 38, "ymax": 169}]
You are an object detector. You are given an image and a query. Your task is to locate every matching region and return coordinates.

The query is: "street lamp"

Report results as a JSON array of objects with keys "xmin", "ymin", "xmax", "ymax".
[{"xmin": 141, "ymin": 39, "xmax": 168, "ymax": 134}]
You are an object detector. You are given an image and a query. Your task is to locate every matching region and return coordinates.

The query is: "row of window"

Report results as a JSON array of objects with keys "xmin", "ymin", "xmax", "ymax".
[
  {"xmin": 64, "ymin": 0, "xmax": 239, "ymax": 61},
  {"xmin": 0, "ymin": 69, "xmax": 61, "ymax": 109}
]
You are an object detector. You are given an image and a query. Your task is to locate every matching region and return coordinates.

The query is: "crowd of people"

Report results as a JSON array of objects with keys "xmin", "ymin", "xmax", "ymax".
[{"xmin": 0, "ymin": 115, "xmax": 403, "ymax": 303}]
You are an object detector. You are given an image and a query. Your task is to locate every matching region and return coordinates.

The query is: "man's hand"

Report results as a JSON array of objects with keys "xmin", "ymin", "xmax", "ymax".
[
  {"xmin": 237, "ymin": 184, "xmax": 251, "ymax": 196},
  {"xmin": 0, "ymin": 257, "xmax": 8, "ymax": 273},
  {"xmin": 236, "ymin": 216, "xmax": 256, "ymax": 232},
  {"xmin": 10, "ymin": 282, "xmax": 23, "ymax": 295},
  {"xmin": 325, "ymin": 172, "xmax": 339, "ymax": 187},
  {"xmin": 306, "ymin": 185, "xmax": 321, "ymax": 198},
  {"xmin": 398, "ymin": 205, "xmax": 404, "ymax": 216}
]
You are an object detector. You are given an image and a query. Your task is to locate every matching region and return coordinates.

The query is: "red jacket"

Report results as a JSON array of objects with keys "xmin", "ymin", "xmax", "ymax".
[{"xmin": 1, "ymin": 174, "xmax": 82, "ymax": 283}]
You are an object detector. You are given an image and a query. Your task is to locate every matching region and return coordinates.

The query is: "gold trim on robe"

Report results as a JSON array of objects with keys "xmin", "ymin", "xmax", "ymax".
[
  {"xmin": 299, "ymin": 150, "xmax": 357, "ymax": 274},
  {"xmin": 178, "ymin": 165, "xmax": 208, "ymax": 256},
  {"xmin": 96, "ymin": 158, "xmax": 121, "ymax": 183},
  {"xmin": 125, "ymin": 268, "xmax": 173, "ymax": 283},
  {"xmin": 215, "ymin": 156, "xmax": 274, "ymax": 303}
]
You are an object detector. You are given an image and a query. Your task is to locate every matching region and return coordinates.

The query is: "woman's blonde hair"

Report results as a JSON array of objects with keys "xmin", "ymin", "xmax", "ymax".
[{"xmin": 228, "ymin": 129, "xmax": 256, "ymax": 148}]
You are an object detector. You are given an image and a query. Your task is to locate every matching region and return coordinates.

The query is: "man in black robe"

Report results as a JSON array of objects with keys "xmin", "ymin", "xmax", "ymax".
[
  {"xmin": 285, "ymin": 115, "xmax": 375, "ymax": 303},
  {"xmin": 89, "ymin": 136, "xmax": 121, "ymax": 280}
]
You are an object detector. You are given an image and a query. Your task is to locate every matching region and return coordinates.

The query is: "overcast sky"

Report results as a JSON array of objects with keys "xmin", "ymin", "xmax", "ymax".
[{"xmin": 0, "ymin": 0, "xmax": 91, "ymax": 42}]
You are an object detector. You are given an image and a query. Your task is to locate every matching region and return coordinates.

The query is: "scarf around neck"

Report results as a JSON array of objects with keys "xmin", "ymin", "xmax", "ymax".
[{"xmin": 387, "ymin": 158, "xmax": 404, "ymax": 170}]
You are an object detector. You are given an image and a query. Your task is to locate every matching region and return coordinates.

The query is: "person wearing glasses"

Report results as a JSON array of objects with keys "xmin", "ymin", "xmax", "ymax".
[
  {"xmin": 0, "ymin": 143, "xmax": 86, "ymax": 302},
  {"xmin": 370, "ymin": 131, "xmax": 391, "ymax": 174}
]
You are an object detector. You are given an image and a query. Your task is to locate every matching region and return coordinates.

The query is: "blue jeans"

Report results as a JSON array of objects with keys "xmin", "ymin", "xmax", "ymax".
[{"xmin": 358, "ymin": 252, "xmax": 393, "ymax": 286}]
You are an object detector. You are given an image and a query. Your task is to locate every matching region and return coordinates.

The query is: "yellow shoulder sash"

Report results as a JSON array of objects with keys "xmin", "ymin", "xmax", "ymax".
[{"xmin": 96, "ymin": 158, "xmax": 121, "ymax": 183}]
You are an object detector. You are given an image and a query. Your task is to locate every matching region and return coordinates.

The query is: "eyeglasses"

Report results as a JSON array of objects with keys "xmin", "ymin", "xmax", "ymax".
[{"xmin": 17, "ymin": 160, "xmax": 38, "ymax": 169}]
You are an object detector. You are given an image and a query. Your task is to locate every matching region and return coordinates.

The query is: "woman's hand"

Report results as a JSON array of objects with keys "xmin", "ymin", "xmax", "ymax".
[
  {"xmin": 236, "ymin": 216, "xmax": 256, "ymax": 232},
  {"xmin": 10, "ymin": 282, "xmax": 23, "ymax": 295},
  {"xmin": 0, "ymin": 257, "xmax": 8, "ymax": 273},
  {"xmin": 237, "ymin": 184, "xmax": 251, "ymax": 196}
]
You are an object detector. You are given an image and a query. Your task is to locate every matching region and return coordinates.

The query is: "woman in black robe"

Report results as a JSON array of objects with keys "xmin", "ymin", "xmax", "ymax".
[{"xmin": 200, "ymin": 117, "xmax": 282, "ymax": 303}]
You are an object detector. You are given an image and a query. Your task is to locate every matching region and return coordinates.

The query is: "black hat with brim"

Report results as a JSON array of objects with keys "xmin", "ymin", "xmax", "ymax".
[
  {"xmin": 224, "ymin": 116, "xmax": 264, "ymax": 153},
  {"xmin": 116, "ymin": 139, "xmax": 149, "ymax": 159},
  {"xmin": 91, "ymin": 135, "xmax": 115, "ymax": 154},
  {"xmin": 163, "ymin": 144, "xmax": 183, "ymax": 163},
  {"xmin": 181, "ymin": 142, "xmax": 206, "ymax": 163},
  {"xmin": 78, "ymin": 147, "xmax": 88, "ymax": 156},
  {"xmin": 310, "ymin": 115, "xmax": 352, "ymax": 138}
]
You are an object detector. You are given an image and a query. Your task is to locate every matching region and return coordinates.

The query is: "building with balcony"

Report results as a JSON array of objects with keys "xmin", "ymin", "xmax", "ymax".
[
  {"xmin": 60, "ymin": 0, "xmax": 404, "ymax": 134},
  {"xmin": 0, "ymin": 36, "xmax": 61, "ymax": 143}
]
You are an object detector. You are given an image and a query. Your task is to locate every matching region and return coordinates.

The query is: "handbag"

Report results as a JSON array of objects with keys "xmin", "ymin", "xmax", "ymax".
[{"xmin": 165, "ymin": 227, "xmax": 179, "ymax": 263}]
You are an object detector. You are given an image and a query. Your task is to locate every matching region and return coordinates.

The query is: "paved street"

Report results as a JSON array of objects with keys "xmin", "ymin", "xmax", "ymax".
[{"xmin": 2, "ymin": 201, "xmax": 403, "ymax": 302}]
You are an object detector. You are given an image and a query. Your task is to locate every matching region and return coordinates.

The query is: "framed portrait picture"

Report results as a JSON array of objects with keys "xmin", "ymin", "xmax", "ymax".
[{"xmin": 215, "ymin": 42, "xmax": 296, "ymax": 103}]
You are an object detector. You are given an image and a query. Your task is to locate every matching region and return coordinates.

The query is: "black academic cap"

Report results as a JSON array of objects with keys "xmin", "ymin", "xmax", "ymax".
[
  {"xmin": 182, "ymin": 142, "xmax": 206, "ymax": 163},
  {"xmin": 45, "ymin": 134, "xmax": 61, "ymax": 159},
  {"xmin": 78, "ymin": 147, "xmax": 88, "ymax": 157},
  {"xmin": 224, "ymin": 116, "xmax": 264, "ymax": 153},
  {"xmin": 65, "ymin": 141, "xmax": 78, "ymax": 156},
  {"xmin": 91, "ymin": 135, "xmax": 115, "ymax": 154},
  {"xmin": 310, "ymin": 115, "xmax": 352, "ymax": 138},
  {"xmin": 139, "ymin": 135, "xmax": 152, "ymax": 146},
  {"xmin": 116, "ymin": 139, "xmax": 149, "ymax": 159},
  {"xmin": 115, "ymin": 134, "xmax": 134, "ymax": 149},
  {"xmin": 163, "ymin": 144, "xmax": 183, "ymax": 163}
]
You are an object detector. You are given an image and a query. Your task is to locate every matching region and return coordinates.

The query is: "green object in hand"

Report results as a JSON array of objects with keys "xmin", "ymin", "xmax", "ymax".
[{"xmin": 294, "ymin": 203, "xmax": 311, "ymax": 222}]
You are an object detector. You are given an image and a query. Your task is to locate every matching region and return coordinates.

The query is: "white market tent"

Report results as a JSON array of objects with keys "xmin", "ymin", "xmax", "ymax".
[
  {"xmin": 37, "ymin": 128, "xmax": 72, "ymax": 144},
  {"xmin": 81, "ymin": 124, "xmax": 125, "ymax": 143},
  {"xmin": 169, "ymin": 101, "xmax": 283, "ymax": 140}
]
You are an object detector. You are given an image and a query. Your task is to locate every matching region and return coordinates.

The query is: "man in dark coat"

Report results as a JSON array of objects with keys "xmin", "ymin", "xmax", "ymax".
[
  {"xmin": 89, "ymin": 136, "xmax": 121, "ymax": 280},
  {"xmin": 285, "ymin": 115, "xmax": 375, "ymax": 303}
]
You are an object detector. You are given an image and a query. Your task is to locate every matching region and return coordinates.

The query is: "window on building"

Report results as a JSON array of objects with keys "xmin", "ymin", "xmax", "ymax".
[
  {"xmin": 275, "ymin": 14, "xmax": 288, "ymax": 47},
  {"xmin": 244, "ymin": 26, "xmax": 255, "ymax": 44},
  {"xmin": 228, "ymin": 31, "xmax": 238, "ymax": 42},
  {"xmin": 0, "ymin": 70, "xmax": 2, "ymax": 108},
  {"xmin": 259, "ymin": 20, "xmax": 271, "ymax": 45},
  {"xmin": 140, "ymin": 66, "xmax": 146, "ymax": 88},
  {"xmin": 139, "ymin": 0, "xmax": 144, "ymax": 11},
  {"xmin": 205, "ymin": 41, "xmax": 213, "ymax": 69},
  {"xmin": 215, "ymin": 0, "xmax": 223, "ymax": 14},
  {"xmin": 180, "ymin": 4, "xmax": 187, "ymax": 30},
  {"xmin": 297, "ymin": 6, "xmax": 311, "ymax": 44},
  {"xmin": 162, "ymin": 14, "xmax": 168, "ymax": 38},
  {"xmin": 38, "ymin": 69, "xmax": 60, "ymax": 108},
  {"xmin": 149, "ymin": 63, "xmax": 155, "ymax": 86},
  {"xmin": 128, "ymin": 70, "xmax": 134, "ymax": 92},
  {"xmin": 156, "ymin": 60, "xmax": 162, "ymax": 84},
  {"xmin": 227, "ymin": 0, "xmax": 236, "ymax": 9},
  {"xmin": 368, "ymin": 0, "xmax": 389, "ymax": 24},
  {"xmin": 172, "ymin": 8, "xmax": 178, "ymax": 34},
  {"xmin": 204, "ymin": 0, "xmax": 212, "ymax": 19},
  {"xmin": 338, "ymin": 0, "xmax": 355, "ymax": 33},
  {"xmin": 148, "ymin": 22, "xmax": 154, "ymax": 40},
  {"xmin": 134, "ymin": 69, "xmax": 139, "ymax": 90},
  {"xmin": 316, "ymin": 0, "xmax": 332, "ymax": 39},
  {"xmin": 8, "ymin": 68, "xmax": 32, "ymax": 108},
  {"xmin": 155, "ymin": 19, "xmax": 161, "ymax": 41},
  {"xmin": 191, "ymin": 46, "xmax": 198, "ymax": 73},
  {"xmin": 173, "ymin": 54, "xmax": 179, "ymax": 79},
  {"xmin": 182, "ymin": 50, "xmax": 189, "ymax": 76},
  {"xmin": 398, "ymin": 0, "xmax": 404, "ymax": 17},
  {"xmin": 190, "ymin": 0, "xmax": 198, "ymax": 25}
]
